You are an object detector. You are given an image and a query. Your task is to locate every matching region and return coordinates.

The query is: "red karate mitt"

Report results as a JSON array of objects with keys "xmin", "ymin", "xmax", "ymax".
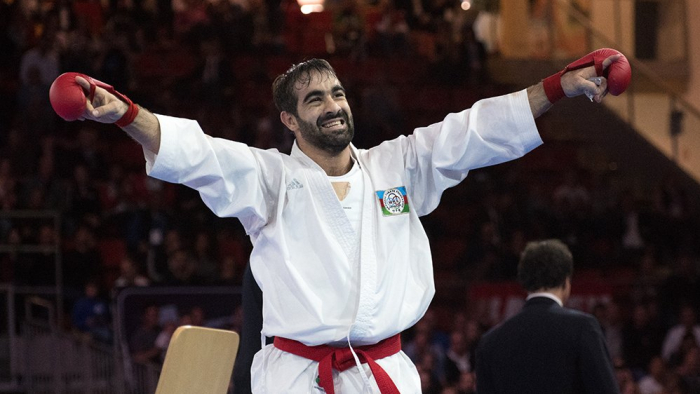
[
  {"xmin": 49, "ymin": 72, "xmax": 139, "ymax": 127},
  {"xmin": 542, "ymin": 48, "xmax": 632, "ymax": 103}
]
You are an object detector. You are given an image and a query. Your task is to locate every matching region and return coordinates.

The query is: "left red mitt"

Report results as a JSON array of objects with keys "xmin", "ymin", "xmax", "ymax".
[
  {"xmin": 49, "ymin": 72, "xmax": 89, "ymax": 121},
  {"xmin": 49, "ymin": 72, "xmax": 139, "ymax": 127}
]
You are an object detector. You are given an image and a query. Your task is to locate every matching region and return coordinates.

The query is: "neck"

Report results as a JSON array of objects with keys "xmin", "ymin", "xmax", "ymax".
[
  {"xmin": 530, "ymin": 287, "xmax": 567, "ymax": 305},
  {"xmin": 298, "ymin": 141, "xmax": 353, "ymax": 176}
]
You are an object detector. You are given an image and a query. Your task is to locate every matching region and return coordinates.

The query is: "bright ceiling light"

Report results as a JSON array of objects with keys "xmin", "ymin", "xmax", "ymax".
[
  {"xmin": 300, "ymin": 4, "xmax": 324, "ymax": 14},
  {"xmin": 298, "ymin": 0, "xmax": 324, "ymax": 14}
]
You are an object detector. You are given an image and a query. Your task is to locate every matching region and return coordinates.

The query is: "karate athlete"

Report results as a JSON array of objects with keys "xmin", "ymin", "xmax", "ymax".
[{"xmin": 69, "ymin": 50, "xmax": 627, "ymax": 393}]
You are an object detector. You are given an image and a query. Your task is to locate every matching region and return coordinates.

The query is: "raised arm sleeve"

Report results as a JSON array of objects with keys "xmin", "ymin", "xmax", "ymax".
[
  {"xmin": 392, "ymin": 89, "xmax": 543, "ymax": 216},
  {"xmin": 145, "ymin": 114, "xmax": 272, "ymax": 233}
]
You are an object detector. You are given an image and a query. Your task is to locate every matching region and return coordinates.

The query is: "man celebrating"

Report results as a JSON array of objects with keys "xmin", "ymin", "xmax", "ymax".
[
  {"xmin": 61, "ymin": 49, "xmax": 627, "ymax": 393},
  {"xmin": 475, "ymin": 239, "xmax": 619, "ymax": 394}
]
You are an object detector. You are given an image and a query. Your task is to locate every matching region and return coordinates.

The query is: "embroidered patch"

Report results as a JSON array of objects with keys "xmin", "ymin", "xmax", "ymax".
[{"xmin": 376, "ymin": 186, "xmax": 410, "ymax": 216}]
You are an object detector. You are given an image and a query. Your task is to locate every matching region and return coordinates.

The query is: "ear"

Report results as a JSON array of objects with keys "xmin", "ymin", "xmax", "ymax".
[
  {"xmin": 564, "ymin": 277, "xmax": 572, "ymax": 292},
  {"xmin": 280, "ymin": 111, "xmax": 298, "ymax": 133}
]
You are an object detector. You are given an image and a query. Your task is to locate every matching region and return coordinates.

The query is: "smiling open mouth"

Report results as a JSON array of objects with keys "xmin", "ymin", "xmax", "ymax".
[{"xmin": 321, "ymin": 119, "xmax": 345, "ymax": 129}]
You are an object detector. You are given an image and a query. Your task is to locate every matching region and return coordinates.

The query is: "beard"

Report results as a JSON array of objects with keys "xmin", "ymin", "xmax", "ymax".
[{"xmin": 296, "ymin": 109, "xmax": 355, "ymax": 155}]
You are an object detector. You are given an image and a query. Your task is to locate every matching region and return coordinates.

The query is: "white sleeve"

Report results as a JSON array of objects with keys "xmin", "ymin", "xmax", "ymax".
[
  {"xmin": 393, "ymin": 89, "xmax": 543, "ymax": 216},
  {"xmin": 144, "ymin": 114, "xmax": 270, "ymax": 233}
]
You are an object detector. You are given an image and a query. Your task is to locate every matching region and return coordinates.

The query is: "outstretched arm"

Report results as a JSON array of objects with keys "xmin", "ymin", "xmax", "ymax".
[{"xmin": 75, "ymin": 76, "xmax": 162, "ymax": 154}]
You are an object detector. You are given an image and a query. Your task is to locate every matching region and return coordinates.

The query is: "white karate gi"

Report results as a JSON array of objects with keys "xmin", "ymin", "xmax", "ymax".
[{"xmin": 145, "ymin": 89, "xmax": 543, "ymax": 393}]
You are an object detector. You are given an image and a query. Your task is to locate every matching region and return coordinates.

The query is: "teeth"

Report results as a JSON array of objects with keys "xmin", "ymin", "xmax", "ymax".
[{"xmin": 323, "ymin": 120, "xmax": 342, "ymax": 128}]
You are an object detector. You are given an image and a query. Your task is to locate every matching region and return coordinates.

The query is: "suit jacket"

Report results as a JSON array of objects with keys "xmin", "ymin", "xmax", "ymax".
[{"xmin": 475, "ymin": 296, "xmax": 619, "ymax": 394}]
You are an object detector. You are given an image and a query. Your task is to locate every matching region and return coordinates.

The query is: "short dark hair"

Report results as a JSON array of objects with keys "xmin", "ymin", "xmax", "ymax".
[
  {"xmin": 272, "ymin": 58, "xmax": 338, "ymax": 116},
  {"xmin": 517, "ymin": 239, "xmax": 573, "ymax": 292}
]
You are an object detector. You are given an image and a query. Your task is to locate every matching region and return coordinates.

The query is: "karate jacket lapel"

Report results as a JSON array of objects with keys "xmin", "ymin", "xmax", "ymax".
[{"xmin": 290, "ymin": 142, "xmax": 359, "ymax": 263}]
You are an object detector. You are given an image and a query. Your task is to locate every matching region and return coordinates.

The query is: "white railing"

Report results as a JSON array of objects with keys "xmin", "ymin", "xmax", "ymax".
[{"xmin": 20, "ymin": 297, "xmax": 123, "ymax": 394}]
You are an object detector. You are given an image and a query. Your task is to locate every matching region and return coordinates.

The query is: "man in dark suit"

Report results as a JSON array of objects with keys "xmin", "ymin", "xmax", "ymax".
[{"xmin": 475, "ymin": 239, "xmax": 619, "ymax": 394}]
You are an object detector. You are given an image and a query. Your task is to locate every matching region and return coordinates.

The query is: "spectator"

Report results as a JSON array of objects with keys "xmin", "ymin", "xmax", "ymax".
[
  {"xmin": 129, "ymin": 305, "xmax": 161, "ymax": 364},
  {"xmin": 20, "ymin": 154, "xmax": 65, "ymax": 211},
  {"xmin": 113, "ymin": 255, "xmax": 150, "ymax": 288},
  {"xmin": 460, "ymin": 26, "xmax": 487, "ymax": 86},
  {"xmin": 444, "ymin": 330, "xmax": 473, "ymax": 385},
  {"xmin": 613, "ymin": 357, "xmax": 638, "ymax": 394},
  {"xmin": 332, "ymin": 0, "xmax": 367, "ymax": 60},
  {"xmin": 638, "ymin": 356, "xmax": 668, "ymax": 394},
  {"xmin": 71, "ymin": 281, "xmax": 112, "ymax": 343},
  {"xmin": 660, "ymin": 254, "xmax": 700, "ymax": 322},
  {"xmin": 1, "ymin": 129, "xmax": 39, "ymax": 193},
  {"xmin": 163, "ymin": 248, "xmax": 201, "ymax": 285},
  {"xmin": 618, "ymin": 193, "xmax": 647, "ymax": 257},
  {"xmin": 356, "ymin": 71, "xmax": 404, "ymax": 148},
  {"xmin": 405, "ymin": 329, "xmax": 446, "ymax": 387},
  {"xmin": 190, "ymin": 306, "xmax": 206, "ymax": 327},
  {"xmin": 676, "ymin": 346, "xmax": 700, "ymax": 392},
  {"xmin": 375, "ymin": 0, "xmax": 410, "ymax": 56},
  {"xmin": 193, "ymin": 230, "xmax": 219, "ymax": 283},
  {"xmin": 662, "ymin": 305, "xmax": 700, "ymax": 363},
  {"xmin": 154, "ymin": 319, "xmax": 178, "ymax": 362},
  {"xmin": 65, "ymin": 164, "xmax": 101, "ymax": 229},
  {"xmin": 601, "ymin": 301, "xmax": 625, "ymax": 360},
  {"xmin": 19, "ymin": 34, "xmax": 59, "ymax": 87},
  {"xmin": 553, "ymin": 170, "xmax": 590, "ymax": 211},
  {"xmin": 217, "ymin": 255, "xmax": 241, "ymax": 285},
  {"xmin": 456, "ymin": 371, "xmax": 477, "ymax": 394},
  {"xmin": 622, "ymin": 303, "xmax": 664, "ymax": 374},
  {"xmin": 631, "ymin": 250, "xmax": 668, "ymax": 304},
  {"xmin": 63, "ymin": 225, "xmax": 103, "ymax": 297},
  {"xmin": 146, "ymin": 225, "xmax": 178, "ymax": 283},
  {"xmin": 16, "ymin": 65, "xmax": 55, "ymax": 136}
]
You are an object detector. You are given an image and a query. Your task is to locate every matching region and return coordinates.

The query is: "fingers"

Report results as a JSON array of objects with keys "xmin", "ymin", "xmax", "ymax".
[
  {"xmin": 76, "ymin": 76, "xmax": 127, "ymax": 122},
  {"xmin": 80, "ymin": 98, "xmax": 96, "ymax": 121},
  {"xmin": 584, "ymin": 77, "xmax": 608, "ymax": 103},
  {"xmin": 602, "ymin": 54, "xmax": 622, "ymax": 70},
  {"xmin": 593, "ymin": 88, "xmax": 608, "ymax": 103},
  {"xmin": 92, "ymin": 100, "xmax": 124, "ymax": 119},
  {"xmin": 594, "ymin": 77, "xmax": 608, "ymax": 102},
  {"xmin": 75, "ymin": 76, "xmax": 90, "ymax": 93},
  {"xmin": 79, "ymin": 94, "xmax": 123, "ymax": 123}
]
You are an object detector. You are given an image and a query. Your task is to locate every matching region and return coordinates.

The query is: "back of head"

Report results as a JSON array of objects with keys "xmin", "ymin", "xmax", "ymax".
[
  {"xmin": 272, "ymin": 59, "xmax": 338, "ymax": 116},
  {"xmin": 517, "ymin": 239, "xmax": 573, "ymax": 292}
]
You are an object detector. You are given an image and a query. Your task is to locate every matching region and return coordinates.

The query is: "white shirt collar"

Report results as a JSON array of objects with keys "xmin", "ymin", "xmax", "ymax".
[{"xmin": 526, "ymin": 292, "xmax": 563, "ymax": 307}]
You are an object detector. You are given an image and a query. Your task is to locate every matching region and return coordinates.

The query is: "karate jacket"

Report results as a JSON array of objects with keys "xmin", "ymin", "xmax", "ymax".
[{"xmin": 145, "ymin": 89, "xmax": 542, "ymax": 392}]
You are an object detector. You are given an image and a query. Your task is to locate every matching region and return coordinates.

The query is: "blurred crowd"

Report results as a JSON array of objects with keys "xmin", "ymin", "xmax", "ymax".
[{"xmin": 1, "ymin": 0, "xmax": 700, "ymax": 393}]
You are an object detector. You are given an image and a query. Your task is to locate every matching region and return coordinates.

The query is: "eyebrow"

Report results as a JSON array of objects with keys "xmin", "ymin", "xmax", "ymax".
[{"xmin": 302, "ymin": 85, "xmax": 346, "ymax": 104}]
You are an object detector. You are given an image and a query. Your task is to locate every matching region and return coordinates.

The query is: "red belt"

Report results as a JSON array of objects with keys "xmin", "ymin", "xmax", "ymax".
[{"xmin": 273, "ymin": 334, "xmax": 401, "ymax": 394}]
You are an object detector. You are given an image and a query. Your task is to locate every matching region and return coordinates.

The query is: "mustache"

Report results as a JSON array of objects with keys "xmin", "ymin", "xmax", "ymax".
[{"xmin": 317, "ymin": 110, "xmax": 349, "ymax": 127}]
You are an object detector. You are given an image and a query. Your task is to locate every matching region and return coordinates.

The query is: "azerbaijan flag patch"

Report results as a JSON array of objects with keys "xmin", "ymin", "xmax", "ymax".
[{"xmin": 376, "ymin": 186, "xmax": 410, "ymax": 216}]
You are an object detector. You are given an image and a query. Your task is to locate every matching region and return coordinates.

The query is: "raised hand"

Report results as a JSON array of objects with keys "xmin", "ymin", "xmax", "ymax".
[
  {"xmin": 544, "ymin": 48, "xmax": 632, "ymax": 104},
  {"xmin": 49, "ymin": 72, "xmax": 138, "ymax": 126},
  {"xmin": 75, "ymin": 75, "xmax": 129, "ymax": 123},
  {"xmin": 560, "ymin": 54, "xmax": 620, "ymax": 103}
]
